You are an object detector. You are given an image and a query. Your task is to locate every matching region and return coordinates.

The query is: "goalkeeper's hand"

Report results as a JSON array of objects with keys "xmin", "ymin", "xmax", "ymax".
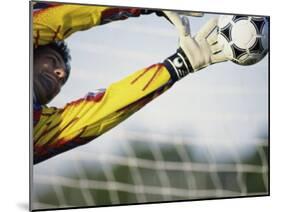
[{"xmin": 163, "ymin": 11, "xmax": 229, "ymax": 81}]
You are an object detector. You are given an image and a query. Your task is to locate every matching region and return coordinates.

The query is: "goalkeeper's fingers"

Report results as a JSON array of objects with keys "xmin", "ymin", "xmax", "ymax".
[
  {"xmin": 211, "ymin": 51, "xmax": 229, "ymax": 64},
  {"xmin": 210, "ymin": 42, "xmax": 224, "ymax": 54},
  {"xmin": 163, "ymin": 11, "xmax": 191, "ymax": 36},
  {"xmin": 206, "ymin": 26, "xmax": 219, "ymax": 45},
  {"xmin": 195, "ymin": 17, "xmax": 218, "ymax": 41},
  {"xmin": 180, "ymin": 16, "xmax": 191, "ymax": 36},
  {"xmin": 177, "ymin": 11, "xmax": 204, "ymax": 17}
]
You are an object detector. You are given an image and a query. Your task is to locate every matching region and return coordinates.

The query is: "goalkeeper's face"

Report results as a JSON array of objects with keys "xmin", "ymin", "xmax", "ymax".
[{"xmin": 33, "ymin": 46, "xmax": 67, "ymax": 105}]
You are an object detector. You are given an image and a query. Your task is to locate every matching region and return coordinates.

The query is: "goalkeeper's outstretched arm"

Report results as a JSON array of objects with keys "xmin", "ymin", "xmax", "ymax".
[
  {"xmin": 33, "ymin": 2, "xmax": 162, "ymax": 46},
  {"xmin": 34, "ymin": 63, "xmax": 173, "ymax": 164},
  {"xmin": 33, "ymin": 14, "xmax": 229, "ymax": 164}
]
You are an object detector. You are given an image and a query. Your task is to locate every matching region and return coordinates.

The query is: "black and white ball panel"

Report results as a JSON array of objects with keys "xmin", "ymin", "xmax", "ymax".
[{"xmin": 218, "ymin": 15, "xmax": 268, "ymax": 66}]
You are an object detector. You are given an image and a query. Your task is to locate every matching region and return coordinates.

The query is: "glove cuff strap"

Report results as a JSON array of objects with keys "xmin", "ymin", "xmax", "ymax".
[{"xmin": 163, "ymin": 48, "xmax": 194, "ymax": 82}]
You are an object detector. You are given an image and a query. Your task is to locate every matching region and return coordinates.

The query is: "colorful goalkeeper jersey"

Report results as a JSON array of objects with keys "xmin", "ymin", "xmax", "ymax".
[
  {"xmin": 33, "ymin": 2, "xmax": 174, "ymax": 164},
  {"xmin": 33, "ymin": 2, "xmax": 157, "ymax": 46}
]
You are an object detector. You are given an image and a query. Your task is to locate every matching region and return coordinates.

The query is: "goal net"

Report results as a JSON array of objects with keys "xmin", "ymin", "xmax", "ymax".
[{"xmin": 32, "ymin": 129, "xmax": 268, "ymax": 210}]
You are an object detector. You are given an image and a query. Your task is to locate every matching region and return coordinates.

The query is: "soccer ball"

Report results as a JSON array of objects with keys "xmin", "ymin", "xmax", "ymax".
[{"xmin": 217, "ymin": 15, "xmax": 269, "ymax": 66}]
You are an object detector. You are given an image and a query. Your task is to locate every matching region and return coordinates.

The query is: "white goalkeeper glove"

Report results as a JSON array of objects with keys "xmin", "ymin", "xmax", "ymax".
[{"xmin": 163, "ymin": 11, "xmax": 229, "ymax": 81}]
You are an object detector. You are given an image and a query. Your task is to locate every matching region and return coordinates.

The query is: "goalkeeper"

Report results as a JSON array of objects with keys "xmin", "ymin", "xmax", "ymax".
[{"xmin": 33, "ymin": 3, "xmax": 227, "ymax": 164}]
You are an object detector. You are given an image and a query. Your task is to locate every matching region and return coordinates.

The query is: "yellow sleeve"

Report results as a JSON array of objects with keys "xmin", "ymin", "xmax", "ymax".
[
  {"xmin": 33, "ymin": 4, "xmax": 110, "ymax": 46},
  {"xmin": 33, "ymin": 3, "xmax": 144, "ymax": 46},
  {"xmin": 34, "ymin": 64, "xmax": 173, "ymax": 164}
]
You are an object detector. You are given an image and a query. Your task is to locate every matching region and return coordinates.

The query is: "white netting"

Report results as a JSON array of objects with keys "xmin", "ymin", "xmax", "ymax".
[{"xmin": 32, "ymin": 130, "xmax": 268, "ymax": 210}]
